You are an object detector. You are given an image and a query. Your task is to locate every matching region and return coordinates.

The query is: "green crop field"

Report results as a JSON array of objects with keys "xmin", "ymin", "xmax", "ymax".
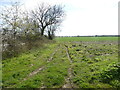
[
  {"xmin": 2, "ymin": 37, "xmax": 120, "ymax": 88},
  {"xmin": 55, "ymin": 37, "xmax": 118, "ymax": 42}
]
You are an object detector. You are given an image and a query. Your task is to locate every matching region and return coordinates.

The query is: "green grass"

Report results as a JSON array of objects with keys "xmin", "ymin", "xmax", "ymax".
[
  {"xmin": 55, "ymin": 37, "xmax": 118, "ymax": 42},
  {"xmin": 11, "ymin": 45, "xmax": 69, "ymax": 88}
]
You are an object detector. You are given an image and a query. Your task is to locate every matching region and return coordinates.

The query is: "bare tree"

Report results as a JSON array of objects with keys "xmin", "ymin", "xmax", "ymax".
[{"xmin": 31, "ymin": 3, "xmax": 65, "ymax": 38}]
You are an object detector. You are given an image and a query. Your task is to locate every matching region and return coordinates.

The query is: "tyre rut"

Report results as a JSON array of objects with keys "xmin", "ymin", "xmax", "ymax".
[
  {"xmin": 62, "ymin": 44, "xmax": 74, "ymax": 88},
  {"xmin": 23, "ymin": 47, "xmax": 58, "ymax": 80},
  {"xmin": 9, "ymin": 46, "xmax": 59, "ymax": 88}
]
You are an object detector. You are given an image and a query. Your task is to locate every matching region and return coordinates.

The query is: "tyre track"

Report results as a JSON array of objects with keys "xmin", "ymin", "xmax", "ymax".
[
  {"xmin": 62, "ymin": 44, "xmax": 74, "ymax": 88},
  {"xmin": 23, "ymin": 47, "xmax": 58, "ymax": 80},
  {"xmin": 9, "ymin": 46, "xmax": 59, "ymax": 88},
  {"xmin": 40, "ymin": 45, "xmax": 62, "ymax": 88},
  {"xmin": 24, "ymin": 47, "xmax": 58, "ymax": 80}
]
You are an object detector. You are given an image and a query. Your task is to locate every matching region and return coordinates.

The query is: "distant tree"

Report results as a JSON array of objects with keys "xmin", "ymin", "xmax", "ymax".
[{"xmin": 31, "ymin": 3, "xmax": 65, "ymax": 39}]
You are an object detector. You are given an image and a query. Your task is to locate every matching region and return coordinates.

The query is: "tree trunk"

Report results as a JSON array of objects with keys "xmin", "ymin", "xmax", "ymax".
[
  {"xmin": 41, "ymin": 26, "xmax": 46, "ymax": 36},
  {"xmin": 48, "ymin": 31, "xmax": 52, "ymax": 40},
  {"xmin": 41, "ymin": 29, "xmax": 44, "ymax": 36}
]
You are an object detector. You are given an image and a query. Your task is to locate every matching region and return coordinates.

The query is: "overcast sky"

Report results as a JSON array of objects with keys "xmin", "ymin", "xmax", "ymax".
[{"xmin": 0, "ymin": 0, "xmax": 119, "ymax": 36}]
